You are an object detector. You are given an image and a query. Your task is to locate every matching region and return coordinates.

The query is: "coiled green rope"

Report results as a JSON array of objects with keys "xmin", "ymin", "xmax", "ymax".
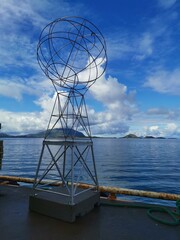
[
  {"xmin": 147, "ymin": 200, "xmax": 180, "ymax": 226},
  {"xmin": 102, "ymin": 200, "xmax": 180, "ymax": 226}
]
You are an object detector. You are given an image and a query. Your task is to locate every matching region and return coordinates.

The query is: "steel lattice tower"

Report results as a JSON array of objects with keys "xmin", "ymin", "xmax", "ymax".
[{"xmin": 30, "ymin": 17, "xmax": 107, "ymax": 221}]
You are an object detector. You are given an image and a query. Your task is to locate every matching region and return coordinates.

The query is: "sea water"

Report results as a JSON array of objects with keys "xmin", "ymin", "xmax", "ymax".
[{"xmin": 1, "ymin": 138, "xmax": 180, "ymax": 206}]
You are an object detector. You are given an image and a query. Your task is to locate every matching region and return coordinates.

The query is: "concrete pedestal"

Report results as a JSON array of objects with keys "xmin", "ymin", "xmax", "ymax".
[{"xmin": 29, "ymin": 187, "xmax": 100, "ymax": 222}]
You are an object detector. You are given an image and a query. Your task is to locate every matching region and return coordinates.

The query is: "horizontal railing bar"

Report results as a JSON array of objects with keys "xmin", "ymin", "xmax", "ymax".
[{"xmin": 0, "ymin": 175, "xmax": 180, "ymax": 201}]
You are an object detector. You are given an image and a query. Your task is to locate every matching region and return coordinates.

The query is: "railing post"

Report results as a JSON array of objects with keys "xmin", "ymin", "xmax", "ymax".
[{"xmin": 0, "ymin": 123, "xmax": 3, "ymax": 170}]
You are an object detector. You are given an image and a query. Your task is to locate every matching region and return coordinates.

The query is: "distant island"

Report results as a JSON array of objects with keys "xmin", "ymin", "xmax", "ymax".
[
  {"xmin": 0, "ymin": 130, "xmax": 176, "ymax": 139},
  {"xmin": 122, "ymin": 134, "xmax": 174, "ymax": 139}
]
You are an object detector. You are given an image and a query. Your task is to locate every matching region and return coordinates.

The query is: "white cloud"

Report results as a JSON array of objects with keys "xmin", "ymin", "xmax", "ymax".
[
  {"xmin": 34, "ymin": 94, "xmax": 55, "ymax": 113},
  {"xmin": 144, "ymin": 125, "xmax": 162, "ymax": 137},
  {"xmin": 0, "ymin": 76, "xmax": 53, "ymax": 101},
  {"xmin": 107, "ymin": 23, "xmax": 167, "ymax": 65},
  {"xmin": 87, "ymin": 73, "xmax": 137, "ymax": 135},
  {"xmin": 0, "ymin": 0, "xmax": 48, "ymax": 29},
  {"xmin": 158, "ymin": 0, "xmax": 177, "ymax": 9},
  {"xmin": 106, "ymin": 9, "xmax": 175, "ymax": 64},
  {"xmin": 147, "ymin": 107, "xmax": 180, "ymax": 121},
  {"xmin": 0, "ymin": 72, "xmax": 137, "ymax": 136},
  {"xmin": 90, "ymin": 120, "xmax": 129, "ymax": 136},
  {"xmin": 130, "ymin": 110, "xmax": 180, "ymax": 137},
  {"xmin": 144, "ymin": 68, "xmax": 180, "ymax": 95},
  {"xmin": 0, "ymin": 0, "xmax": 84, "ymax": 75},
  {"xmin": 147, "ymin": 108, "xmax": 169, "ymax": 115},
  {"xmin": 1, "ymin": 0, "xmax": 179, "ymax": 138},
  {"xmin": 90, "ymin": 75, "xmax": 136, "ymax": 116},
  {"xmin": 164, "ymin": 122, "xmax": 180, "ymax": 137},
  {"xmin": 0, "ymin": 93, "xmax": 57, "ymax": 134},
  {"xmin": 106, "ymin": 35, "xmax": 133, "ymax": 61},
  {"xmin": 165, "ymin": 122, "xmax": 178, "ymax": 134},
  {"xmin": 107, "ymin": 31, "xmax": 154, "ymax": 63},
  {"xmin": 135, "ymin": 33, "xmax": 154, "ymax": 60},
  {"xmin": 0, "ymin": 79, "xmax": 26, "ymax": 101},
  {"xmin": 0, "ymin": 1, "xmax": 44, "ymax": 80},
  {"xmin": 0, "ymin": 34, "xmax": 37, "ymax": 70},
  {"xmin": 144, "ymin": 123, "xmax": 180, "ymax": 137},
  {"xmin": 0, "ymin": 109, "xmax": 46, "ymax": 134}
]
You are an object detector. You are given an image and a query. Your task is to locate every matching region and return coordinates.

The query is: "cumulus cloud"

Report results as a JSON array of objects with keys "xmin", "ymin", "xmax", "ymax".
[
  {"xmin": 0, "ymin": 110, "xmax": 46, "ymax": 134},
  {"xmin": 135, "ymin": 113, "xmax": 180, "ymax": 137},
  {"xmin": 1, "ymin": 0, "xmax": 179, "ymax": 138},
  {"xmin": 90, "ymin": 119, "xmax": 129, "ymax": 136},
  {"xmin": 165, "ymin": 123, "xmax": 179, "ymax": 137},
  {"xmin": 90, "ymin": 75, "xmax": 136, "ymax": 113},
  {"xmin": 164, "ymin": 122, "xmax": 180, "ymax": 137},
  {"xmin": 0, "ymin": 93, "xmax": 57, "ymax": 134},
  {"xmin": 144, "ymin": 68, "xmax": 180, "ymax": 95},
  {"xmin": 0, "ymin": 72, "xmax": 137, "ymax": 136},
  {"xmin": 165, "ymin": 123, "xmax": 178, "ymax": 135},
  {"xmin": 143, "ymin": 123, "xmax": 180, "ymax": 137},
  {"xmin": 88, "ymin": 74, "xmax": 137, "ymax": 135},
  {"xmin": 0, "ymin": 0, "xmax": 138, "ymax": 137},
  {"xmin": 0, "ymin": 79, "xmax": 27, "ymax": 101},
  {"xmin": 144, "ymin": 125, "xmax": 162, "ymax": 136}
]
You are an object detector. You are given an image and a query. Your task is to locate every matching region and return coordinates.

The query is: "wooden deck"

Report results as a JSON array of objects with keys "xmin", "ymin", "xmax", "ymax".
[{"xmin": 0, "ymin": 185, "xmax": 179, "ymax": 240}]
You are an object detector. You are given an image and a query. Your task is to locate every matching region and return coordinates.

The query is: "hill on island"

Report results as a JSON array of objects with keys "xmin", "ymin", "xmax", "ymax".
[
  {"xmin": 123, "ymin": 134, "xmax": 138, "ymax": 138},
  {"xmin": 0, "ymin": 128, "xmax": 85, "ymax": 138},
  {"xmin": 123, "ymin": 134, "xmax": 167, "ymax": 139},
  {"xmin": 0, "ymin": 133, "xmax": 10, "ymax": 138}
]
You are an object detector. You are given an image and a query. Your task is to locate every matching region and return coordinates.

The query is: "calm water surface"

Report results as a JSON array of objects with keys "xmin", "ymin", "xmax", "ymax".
[{"xmin": 1, "ymin": 138, "xmax": 180, "ymax": 206}]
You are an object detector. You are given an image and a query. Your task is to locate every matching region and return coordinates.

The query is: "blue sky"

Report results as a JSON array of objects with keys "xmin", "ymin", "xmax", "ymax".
[{"xmin": 0, "ymin": 0, "xmax": 180, "ymax": 137}]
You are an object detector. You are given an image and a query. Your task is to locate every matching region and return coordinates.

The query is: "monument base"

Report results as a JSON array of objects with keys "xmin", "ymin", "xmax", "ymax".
[{"xmin": 29, "ymin": 187, "xmax": 100, "ymax": 222}]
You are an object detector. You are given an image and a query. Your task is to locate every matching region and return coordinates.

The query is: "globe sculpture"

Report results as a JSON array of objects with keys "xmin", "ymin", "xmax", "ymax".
[
  {"xmin": 30, "ymin": 17, "xmax": 107, "ymax": 222},
  {"xmin": 37, "ymin": 16, "xmax": 107, "ymax": 91}
]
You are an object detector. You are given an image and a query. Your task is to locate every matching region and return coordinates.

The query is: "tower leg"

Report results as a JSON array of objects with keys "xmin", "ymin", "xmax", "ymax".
[{"xmin": 29, "ymin": 91, "xmax": 99, "ymax": 221}]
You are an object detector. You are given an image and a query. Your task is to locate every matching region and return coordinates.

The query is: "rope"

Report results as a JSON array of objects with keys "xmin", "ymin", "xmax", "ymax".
[
  {"xmin": 147, "ymin": 206, "xmax": 180, "ymax": 226},
  {"xmin": 147, "ymin": 200, "xmax": 180, "ymax": 226},
  {"xmin": 101, "ymin": 200, "xmax": 180, "ymax": 226}
]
